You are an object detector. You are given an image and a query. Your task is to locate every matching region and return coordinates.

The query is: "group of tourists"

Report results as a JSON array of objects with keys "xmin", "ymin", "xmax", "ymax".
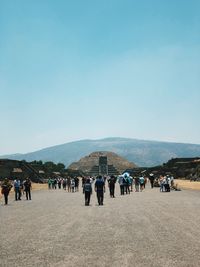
[
  {"xmin": 83, "ymin": 176, "xmax": 105, "ymax": 206},
  {"xmin": 0, "ymin": 172, "xmax": 178, "ymax": 206},
  {"xmin": 159, "ymin": 174, "xmax": 174, "ymax": 192},
  {"xmin": 47, "ymin": 177, "xmax": 79, "ymax": 192},
  {"xmin": 81, "ymin": 172, "xmax": 179, "ymax": 206},
  {"xmin": 117, "ymin": 173, "xmax": 147, "ymax": 194},
  {"xmin": 82, "ymin": 173, "xmax": 150, "ymax": 206},
  {"xmin": 0, "ymin": 177, "xmax": 32, "ymax": 205}
]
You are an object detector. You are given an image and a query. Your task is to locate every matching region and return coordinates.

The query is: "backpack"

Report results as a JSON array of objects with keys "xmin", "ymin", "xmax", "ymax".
[{"xmin": 84, "ymin": 183, "xmax": 92, "ymax": 192}]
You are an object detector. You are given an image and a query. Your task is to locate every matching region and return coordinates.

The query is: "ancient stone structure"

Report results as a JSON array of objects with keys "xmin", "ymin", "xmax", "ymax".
[
  {"xmin": 124, "ymin": 157, "xmax": 200, "ymax": 179},
  {"xmin": 67, "ymin": 151, "xmax": 137, "ymax": 176},
  {"xmin": 0, "ymin": 159, "xmax": 44, "ymax": 182}
]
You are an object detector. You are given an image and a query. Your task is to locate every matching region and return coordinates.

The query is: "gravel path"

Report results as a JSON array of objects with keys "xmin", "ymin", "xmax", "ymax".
[{"xmin": 0, "ymin": 184, "xmax": 200, "ymax": 267}]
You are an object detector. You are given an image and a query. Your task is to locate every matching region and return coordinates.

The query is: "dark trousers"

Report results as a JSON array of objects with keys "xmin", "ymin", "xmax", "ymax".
[
  {"xmin": 4, "ymin": 193, "xmax": 9, "ymax": 205},
  {"xmin": 25, "ymin": 189, "xmax": 31, "ymax": 200},
  {"xmin": 165, "ymin": 184, "xmax": 170, "ymax": 192},
  {"xmin": 125, "ymin": 184, "xmax": 130, "ymax": 194},
  {"xmin": 150, "ymin": 180, "xmax": 154, "ymax": 188},
  {"xmin": 109, "ymin": 185, "xmax": 115, "ymax": 197},
  {"xmin": 85, "ymin": 191, "xmax": 91, "ymax": 205},
  {"xmin": 15, "ymin": 188, "xmax": 21, "ymax": 200},
  {"xmin": 120, "ymin": 185, "xmax": 124, "ymax": 195},
  {"xmin": 97, "ymin": 191, "xmax": 104, "ymax": 205}
]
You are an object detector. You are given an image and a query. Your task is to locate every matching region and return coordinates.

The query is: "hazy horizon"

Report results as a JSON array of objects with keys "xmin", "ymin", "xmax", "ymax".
[
  {"xmin": 1, "ymin": 0, "xmax": 200, "ymax": 155},
  {"xmin": 1, "ymin": 136, "xmax": 200, "ymax": 156}
]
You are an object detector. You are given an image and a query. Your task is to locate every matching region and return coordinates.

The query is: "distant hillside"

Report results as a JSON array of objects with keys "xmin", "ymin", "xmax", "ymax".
[{"xmin": 1, "ymin": 137, "xmax": 200, "ymax": 167}]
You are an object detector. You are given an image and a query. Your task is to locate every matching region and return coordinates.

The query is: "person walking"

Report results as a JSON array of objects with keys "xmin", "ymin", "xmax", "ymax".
[
  {"xmin": 67, "ymin": 177, "xmax": 71, "ymax": 192},
  {"xmin": 62, "ymin": 178, "xmax": 67, "ymax": 190},
  {"xmin": 134, "ymin": 176, "xmax": 140, "ymax": 192},
  {"xmin": 1, "ymin": 178, "xmax": 12, "ymax": 205},
  {"xmin": 159, "ymin": 175, "xmax": 165, "ymax": 192},
  {"xmin": 149, "ymin": 173, "xmax": 155, "ymax": 188},
  {"xmin": 129, "ymin": 176, "xmax": 133, "ymax": 192},
  {"xmin": 83, "ymin": 178, "xmax": 92, "ymax": 206},
  {"xmin": 71, "ymin": 178, "xmax": 75, "ymax": 193},
  {"xmin": 75, "ymin": 177, "xmax": 79, "ymax": 192},
  {"xmin": 24, "ymin": 178, "xmax": 32, "ymax": 200},
  {"xmin": 95, "ymin": 175, "xmax": 105, "ymax": 205},
  {"xmin": 47, "ymin": 178, "xmax": 52, "ymax": 189},
  {"xmin": 53, "ymin": 178, "xmax": 57, "ymax": 189},
  {"xmin": 124, "ymin": 174, "xmax": 130, "ymax": 194},
  {"xmin": 57, "ymin": 178, "xmax": 62, "ymax": 189},
  {"xmin": 139, "ymin": 175, "xmax": 145, "ymax": 191},
  {"xmin": 108, "ymin": 175, "xmax": 116, "ymax": 198},
  {"xmin": 118, "ymin": 175, "xmax": 125, "ymax": 195}
]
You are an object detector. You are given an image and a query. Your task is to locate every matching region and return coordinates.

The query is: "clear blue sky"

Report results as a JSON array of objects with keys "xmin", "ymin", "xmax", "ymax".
[{"xmin": 0, "ymin": 0, "xmax": 200, "ymax": 154}]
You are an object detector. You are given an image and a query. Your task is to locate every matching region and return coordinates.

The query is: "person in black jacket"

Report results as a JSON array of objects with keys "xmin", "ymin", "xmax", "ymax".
[
  {"xmin": 149, "ymin": 174, "xmax": 155, "ymax": 189},
  {"xmin": 108, "ymin": 175, "xmax": 116, "ymax": 198},
  {"xmin": 1, "ymin": 178, "xmax": 12, "ymax": 205},
  {"xmin": 83, "ymin": 178, "xmax": 92, "ymax": 206},
  {"xmin": 24, "ymin": 178, "xmax": 32, "ymax": 200}
]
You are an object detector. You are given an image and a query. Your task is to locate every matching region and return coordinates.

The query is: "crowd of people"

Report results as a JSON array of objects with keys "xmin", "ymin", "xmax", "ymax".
[
  {"xmin": 47, "ymin": 176, "xmax": 79, "ymax": 192},
  {"xmin": 0, "ymin": 173, "xmax": 179, "ymax": 206},
  {"xmin": 81, "ymin": 172, "xmax": 178, "ymax": 206},
  {"xmin": 0, "ymin": 177, "xmax": 32, "ymax": 205}
]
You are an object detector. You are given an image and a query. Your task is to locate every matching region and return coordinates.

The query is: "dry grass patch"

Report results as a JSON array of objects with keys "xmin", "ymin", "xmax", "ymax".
[
  {"xmin": 31, "ymin": 183, "xmax": 48, "ymax": 190},
  {"xmin": 175, "ymin": 179, "xmax": 200, "ymax": 190}
]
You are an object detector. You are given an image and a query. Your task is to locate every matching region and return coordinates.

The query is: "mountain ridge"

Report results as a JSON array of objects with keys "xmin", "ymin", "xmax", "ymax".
[{"xmin": 1, "ymin": 137, "xmax": 200, "ymax": 167}]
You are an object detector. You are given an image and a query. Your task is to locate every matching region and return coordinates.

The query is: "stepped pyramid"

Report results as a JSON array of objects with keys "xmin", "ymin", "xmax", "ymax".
[{"xmin": 68, "ymin": 151, "xmax": 138, "ymax": 176}]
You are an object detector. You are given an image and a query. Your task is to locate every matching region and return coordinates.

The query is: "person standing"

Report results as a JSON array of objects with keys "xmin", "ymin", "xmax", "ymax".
[
  {"xmin": 14, "ymin": 179, "xmax": 21, "ymax": 201},
  {"xmin": 83, "ymin": 178, "xmax": 92, "ymax": 206},
  {"xmin": 24, "ymin": 178, "xmax": 32, "ymax": 200},
  {"xmin": 1, "ymin": 178, "xmax": 12, "ymax": 205},
  {"xmin": 95, "ymin": 175, "xmax": 105, "ymax": 205}
]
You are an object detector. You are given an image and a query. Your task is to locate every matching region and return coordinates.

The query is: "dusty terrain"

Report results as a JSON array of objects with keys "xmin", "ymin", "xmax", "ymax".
[
  {"xmin": 175, "ymin": 179, "xmax": 200, "ymax": 190},
  {"xmin": 0, "ymin": 183, "xmax": 200, "ymax": 267}
]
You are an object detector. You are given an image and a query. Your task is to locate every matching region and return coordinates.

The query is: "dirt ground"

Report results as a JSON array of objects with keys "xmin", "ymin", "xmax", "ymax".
[{"xmin": 0, "ymin": 182, "xmax": 200, "ymax": 267}]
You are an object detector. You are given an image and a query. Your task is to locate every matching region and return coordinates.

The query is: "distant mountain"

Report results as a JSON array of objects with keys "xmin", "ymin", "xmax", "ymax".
[{"xmin": 1, "ymin": 137, "xmax": 200, "ymax": 167}]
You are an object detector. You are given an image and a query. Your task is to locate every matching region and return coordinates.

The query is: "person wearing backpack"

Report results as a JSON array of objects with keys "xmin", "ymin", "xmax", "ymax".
[
  {"xmin": 139, "ymin": 175, "xmax": 145, "ymax": 191},
  {"xmin": 95, "ymin": 175, "xmax": 105, "ymax": 205},
  {"xmin": 83, "ymin": 178, "xmax": 92, "ymax": 206}
]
